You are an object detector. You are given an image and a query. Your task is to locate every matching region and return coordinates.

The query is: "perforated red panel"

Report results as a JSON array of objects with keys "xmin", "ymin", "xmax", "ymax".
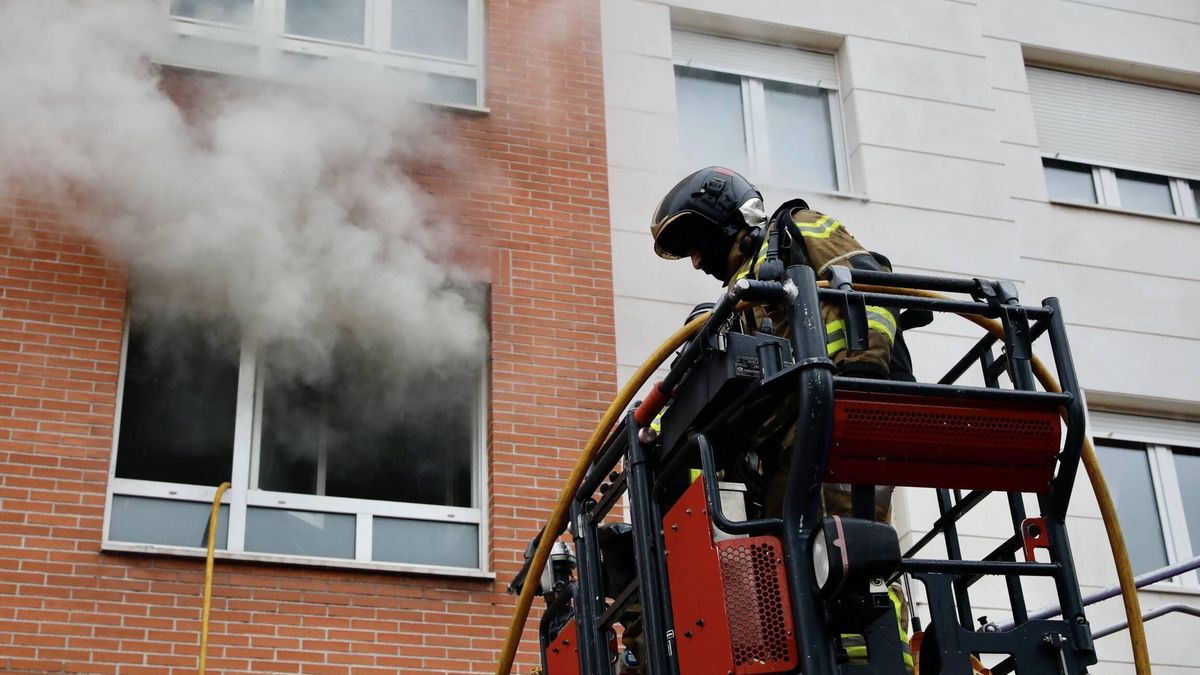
[
  {"xmin": 827, "ymin": 390, "xmax": 1062, "ymax": 492},
  {"xmin": 664, "ymin": 478, "xmax": 798, "ymax": 675},
  {"xmin": 716, "ymin": 538, "xmax": 798, "ymax": 674}
]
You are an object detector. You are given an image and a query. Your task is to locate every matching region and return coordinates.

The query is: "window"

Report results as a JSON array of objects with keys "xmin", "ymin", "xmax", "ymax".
[
  {"xmin": 1041, "ymin": 158, "xmax": 1199, "ymax": 218},
  {"xmin": 1090, "ymin": 413, "xmax": 1200, "ymax": 587},
  {"xmin": 163, "ymin": 0, "xmax": 484, "ymax": 108},
  {"xmin": 1027, "ymin": 67, "xmax": 1200, "ymax": 219},
  {"xmin": 105, "ymin": 293, "xmax": 489, "ymax": 574},
  {"xmin": 672, "ymin": 31, "xmax": 847, "ymax": 193}
]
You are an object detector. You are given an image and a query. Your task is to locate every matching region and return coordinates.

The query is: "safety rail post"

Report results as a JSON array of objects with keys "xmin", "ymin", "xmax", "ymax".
[
  {"xmin": 568, "ymin": 498, "xmax": 606, "ymax": 675},
  {"xmin": 625, "ymin": 414, "xmax": 677, "ymax": 675},
  {"xmin": 781, "ymin": 265, "xmax": 839, "ymax": 675}
]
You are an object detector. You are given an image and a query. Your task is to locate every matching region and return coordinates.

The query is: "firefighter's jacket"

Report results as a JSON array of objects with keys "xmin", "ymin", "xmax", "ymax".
[
  {"xmin": 726, "ymin": 204, "xmax": 902, "ymax": 378},
  {"xmin": 721, "ymin": 204, "xmax": 911, "ymax": 523}
]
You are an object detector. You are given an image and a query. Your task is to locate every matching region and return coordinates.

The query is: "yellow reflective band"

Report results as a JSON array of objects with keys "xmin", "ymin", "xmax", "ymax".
[
  {"xmin": 868, "ymin": 320, "xmax": 896, "ymax": 344},
  {"xmin": 866, "ymin": 305, "xmax": 897, "ymax": 340},
  {"xmin": 794, "ymin": 215, "xmax": 843, "ymax": 240},
  {"xmin": 825, "ymin": 319, "xmax": 847, "ymax": 356},
  {"xmin": 688, "ymin": 468, "xmax": 701, "ymax": 483}
]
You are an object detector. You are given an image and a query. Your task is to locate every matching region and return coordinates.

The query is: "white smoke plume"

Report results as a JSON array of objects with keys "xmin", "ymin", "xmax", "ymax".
[{"xmin": 0, "ymin": 0, "xmax": 487, "ymax": 378}]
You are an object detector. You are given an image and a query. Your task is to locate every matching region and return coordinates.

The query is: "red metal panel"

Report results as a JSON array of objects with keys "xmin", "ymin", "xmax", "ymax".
[
  {"xmin": 827, "ymin": 391, "xmax": 1062, "ymax": 492},
  {"xmin": 663, "ymin": 478, "xmax": 736, "ymax": 675},
  {"xmin": 663, "ymin": 478, "xmax": 798, "ymax": 675},
  {"xmin": 544, "ymin": 619, "xmax": 581, "ymax": 675}
]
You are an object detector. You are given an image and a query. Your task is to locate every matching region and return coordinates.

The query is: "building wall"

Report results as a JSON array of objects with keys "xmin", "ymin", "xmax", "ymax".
[
  {"xmin": 0, "ymin": 1, "xmax": 612, "ymax": 673},
  {"xmin": 603, "ymin": 0, "xmax": 1199, "ymax": 672}
]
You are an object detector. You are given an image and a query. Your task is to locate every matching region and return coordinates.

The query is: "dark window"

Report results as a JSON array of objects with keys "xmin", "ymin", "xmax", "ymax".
[
  {"xmin": 115, "ymin": 307, "xmax": 239, "ymax": 487},
  {"xmin": 258, "ymin": 336, "xmax": 479, "ymax": 508},
  {"xmin": 1043, "ymin": 158, "xmax": 1096, "ymax": 204},
  {"xmin": 1114, "ymin": 169, "xmax": 1174, "ymax": 215},
  {"xmin": 1094, "ymin": 441, "xmax": 1168, "ymax": 575}
]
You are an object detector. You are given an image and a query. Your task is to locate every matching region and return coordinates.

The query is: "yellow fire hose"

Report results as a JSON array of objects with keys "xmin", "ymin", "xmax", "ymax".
[
  {"xmin": 493, "ymin": 284, "xmax": 1150, "ymax": 675},
  {"xmin": 199, "ymin": 478, "xmax": 229, "ymax": 672}
]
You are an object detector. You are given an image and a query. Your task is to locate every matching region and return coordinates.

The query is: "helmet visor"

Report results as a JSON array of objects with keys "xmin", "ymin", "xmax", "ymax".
[{"xmin": 652, "ymin": 211, "xmax": 702, "ymax": 259}]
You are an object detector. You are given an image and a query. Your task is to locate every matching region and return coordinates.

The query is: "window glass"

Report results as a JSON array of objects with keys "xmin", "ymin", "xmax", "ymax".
[
  {"xmin": 244, "ymin": 508, "xmax": 355, "ymax": 558},
  {"xmin": 1115, "ymin": 170, "xmax": 1174, "ymax": 215},
  {"xmin": 373, "ymin": 517, "xmax": 478, "ymax": 567},
  {"xmin": 285, "ymin": 0, "xmax": 366, "ymax": 45},
  {"xmin": 258, "ymin": 337, "xmax": 479, "ymax": 508},
  {"xmin": 170, "ymin": 0, "xmax": 254, "ymax": 25},
  {"xmin": 1043, "ymin": 159, "xmax": 1096, "ymax": 204},
  {"xmin": 1191, "ymin": 181, "xmax": 1200, "ymax": 218},
  {"xmin": 110, "ymin": 496, "xmax": 229, "ymax": 549},
  {"xmin": 675, "ymin": 66, "xmax": 748, "ymax": 176},
  {"xmin": 426, "ymin": 73, "xmax": 478, "ymax": 107},
  {"xmin": 392, "ymin": 0, "xmax": 469, "ymax": 60},
  {"xmin": 115, "ymin": 307, "xmax": 239, "ymax": 487},
  {"xmin": 1095, "ymin": 443, "xmax": 1168, "ymax": 574},
  {"xmin": 763, "ymin": 80, "xmax": 836, "ymax": 191},
  {"xmin": 1173, "ymin": 449, "xmax": 1200, "ymax": 558}
]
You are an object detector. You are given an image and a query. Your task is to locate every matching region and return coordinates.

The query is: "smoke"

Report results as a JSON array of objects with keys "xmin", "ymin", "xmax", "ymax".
[{"xmin": 0, "ymin": 0, "xmax": 487, "ymax": 380}]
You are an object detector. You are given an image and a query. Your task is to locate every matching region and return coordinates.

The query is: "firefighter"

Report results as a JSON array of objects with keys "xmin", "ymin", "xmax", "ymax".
[{"xmin": 649, "ymin": 166, "xmax": 915, "ymax": 670}]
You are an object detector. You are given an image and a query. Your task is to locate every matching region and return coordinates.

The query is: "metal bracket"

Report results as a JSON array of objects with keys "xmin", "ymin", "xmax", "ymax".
[
  {"xmin": 1022, "ymin": 517, "xmax": 1051, "ymax": 562},
  {"xmin": 829, "ymin": 266, "xmax": 869, "ymax": 352}
]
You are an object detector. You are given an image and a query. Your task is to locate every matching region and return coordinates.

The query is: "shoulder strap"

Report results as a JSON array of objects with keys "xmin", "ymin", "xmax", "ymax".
[{"xmin": 767, "ymin": 198, "xmax": 813, "ymax": 269}]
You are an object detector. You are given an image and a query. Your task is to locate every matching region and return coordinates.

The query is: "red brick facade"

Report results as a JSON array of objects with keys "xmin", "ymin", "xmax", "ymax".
[{"xmin": 0, "ymin": 1, "xmax": 613, "ymax": 673}]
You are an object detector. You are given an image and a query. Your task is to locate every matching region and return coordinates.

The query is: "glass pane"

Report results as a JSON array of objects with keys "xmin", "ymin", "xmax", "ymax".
[
  {"xmin": 110, "ymin": 496, "xmax": 229, "ymax": 549},
  {"xmin": 427, "ymin": 73, "xmax": 477, "ymax": 106},
  {"xmin": 258, "ymin": 335, "xmax": 481, "ymax": 508},
  {"xmin": 1192, "ymin": 182, "xmax": 1200, "ymax": 218},
  {"xmin": 170, "ymin": 0, "xmax": 254, "ymax": 25},
  {"xmin": 1173, "ymin": 449, "xmax": 1200, "ymax": 558},
  {"xmin": 1094, "ymin": 443, "xmax": 1168, "ymax": 574},
  {"xmin": 1043, "ymin": 159, "xmax": 1096, "ymax": 204},
  {"xmin": 244, "ymin": 508, "xmax": 355, "ymax": 558},
  {"xmin": 763, "ymin": 81, "xmax": 837, "ymax": 191},
  {"xmin": 373, "ymin": 517, "xmax": 478, "ymax": 568},
  {"xmin": 285, "ymin": 0, "xmax": 366, "ymax": 45},
  {"xmin": 1115, "ymin": 170, "xmax": 1174, "ymax": 215},
  {"xmin": 675, "ymin": 66, "xmax": 748, "ymax": 175},
  {"xmin": 115, "ymin": 306, "xmax": 238, "ymax": 488},
  {"xmin": 171, "ymin": 34, "xmax": 259, "ymax": 74},
  {"xmin": 392, "ymin": 0, "xmax": 469, "ymax": 60}
]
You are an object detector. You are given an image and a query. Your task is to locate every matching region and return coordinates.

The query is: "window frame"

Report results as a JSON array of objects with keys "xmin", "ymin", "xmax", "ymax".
[
  {"xmin": 102, "ymin": 314, "xmax": 492, "ymax": 578},
  {"xmin": 1042, "ymin": 155, "xmax": 1200, "ymax": 220},
  {"xmin": 672, "ymin": 56, "xmax": 850, "ymax": 194},
  {"xmin": 159, "ymin": 0, "xmax": 487, "ymax": 110},
  {"xmin": 1090, "ymin": 412, "xmax": 1200, "ymax": 591}
]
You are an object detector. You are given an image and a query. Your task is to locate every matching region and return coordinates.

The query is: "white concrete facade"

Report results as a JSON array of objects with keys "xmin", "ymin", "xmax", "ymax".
[{"xmin": 601, "ymin": 0, "xmax": 1200, "ymax": 672}]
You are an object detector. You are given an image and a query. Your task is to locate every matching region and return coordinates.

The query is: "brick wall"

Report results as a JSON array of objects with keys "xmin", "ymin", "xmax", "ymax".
[{"xmin": 0, "ymin": 0, "xmax": 613, "ymax": 673}]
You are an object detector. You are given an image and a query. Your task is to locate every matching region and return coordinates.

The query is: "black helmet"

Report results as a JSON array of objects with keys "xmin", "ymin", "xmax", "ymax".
[{"xmin": 650, "ymin": 167, "xmax": 763, "ymax": 262}]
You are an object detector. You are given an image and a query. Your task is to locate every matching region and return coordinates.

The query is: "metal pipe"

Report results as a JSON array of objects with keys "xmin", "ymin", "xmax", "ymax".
[
  {"xmin": 998, "ymin": 555, "xmax": 1200, "ymax": 630},
  {"xmin": 1093, "ymin": 603, "xmax": 1200, "ymax": 639},
  {"xmin": 899, "ymin": 559, "xmax": 1060, "ymax": 576}
]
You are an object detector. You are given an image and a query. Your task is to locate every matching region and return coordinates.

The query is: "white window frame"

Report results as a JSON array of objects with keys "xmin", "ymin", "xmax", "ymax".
[
  {"xmin": 1089, "ymin": 412, "xmax": 1200, "ymax": 591},
  {"xmin": 101, "ymin": 316, "xmax": 492, "ymax": 578},
  {"xmin": 159, "ymin": 0, "xmax": 486, "ymax": 109},
  {"xmin": 673, "ymin": 63, "xmax": 850, "ymax": 195},
  {"xmin": 1043, "ymin": 155, "xmax": 1200, "ymax": 221}
]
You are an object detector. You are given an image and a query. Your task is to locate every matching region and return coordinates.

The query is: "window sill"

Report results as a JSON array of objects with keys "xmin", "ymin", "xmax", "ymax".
[
  {"xmin": 102, "ymin": 540, "xmax": 495, "ymax": 581},
  {"xmin": 158, "ymin": 60, "xmax": 491, "ymax": 115},
  {"xmin": 758, "ymin": 182, "xmax": 869, "ymax": 203},
  {"xmin": 1047, "ymin": 199, "xmax": 1200, "ymax": 225}
]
